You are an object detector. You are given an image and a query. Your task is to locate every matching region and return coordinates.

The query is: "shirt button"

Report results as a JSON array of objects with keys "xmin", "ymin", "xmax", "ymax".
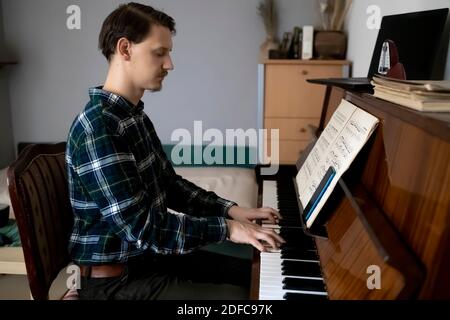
[{"xmin": 136, "ymin": 240, "xmax": 142, "ymax": 248}]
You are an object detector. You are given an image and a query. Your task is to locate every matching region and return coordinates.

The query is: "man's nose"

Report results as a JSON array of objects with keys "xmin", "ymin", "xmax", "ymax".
[{"xmin": 164, "ymin": 55, "xmax": 174, "ymax": 71}]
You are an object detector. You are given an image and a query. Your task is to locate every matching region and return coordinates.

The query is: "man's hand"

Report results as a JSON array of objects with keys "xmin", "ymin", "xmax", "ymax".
[
  {"xmin": 226, "ymin": 219, "xmax": 285, "ymax": 252},
  {"xmin": 227, "ymin": 205, "xmax": 281, "ymax": 225}
]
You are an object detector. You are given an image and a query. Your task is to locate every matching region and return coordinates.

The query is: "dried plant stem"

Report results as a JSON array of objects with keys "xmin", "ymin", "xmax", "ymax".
[
  {"xmin": 317, "ymin": 0, "xmax": 353, "ymax": 31},
  {"xmin": 258, "ymin": 0, "xmax": 277, "ymax": 38},
  {"xmin": 336, "ymin": 0, "xmax": 352, "ymax": 31},
  {"xmin": 331, "ymin": 0, "xmax": 345, "ymax": 30}
]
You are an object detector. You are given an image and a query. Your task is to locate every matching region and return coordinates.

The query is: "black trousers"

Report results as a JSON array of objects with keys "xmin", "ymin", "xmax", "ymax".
[{"xmin": 78, "ymin": 249, "xmax": 251, "ymax": 300}]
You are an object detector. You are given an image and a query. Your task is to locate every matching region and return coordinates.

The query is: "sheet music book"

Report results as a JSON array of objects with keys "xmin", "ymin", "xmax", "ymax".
[
  {"xmin": 296, "ymin": 99, "xmax": 379, "ymax": 228},
  {"xmin": 371, "ymin": 75, "xmax": 450, "ymax": 112}
]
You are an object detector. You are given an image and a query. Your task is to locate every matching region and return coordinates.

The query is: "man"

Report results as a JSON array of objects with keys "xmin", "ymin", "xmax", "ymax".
[{"xmin": 66, "ymin": 2, "xmax": 284, "ymax": 300}]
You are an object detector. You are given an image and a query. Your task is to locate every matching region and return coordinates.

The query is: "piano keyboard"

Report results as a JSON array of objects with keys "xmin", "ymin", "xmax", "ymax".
[{"xmin": 259, "ymin": 179, "xmax": 328, "ymax": 300}]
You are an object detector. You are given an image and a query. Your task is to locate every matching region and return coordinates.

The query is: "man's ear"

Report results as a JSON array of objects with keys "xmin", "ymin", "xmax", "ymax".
[{"xmin": 116, "ymin": 37, "xmax": 132, "ymax": 61}]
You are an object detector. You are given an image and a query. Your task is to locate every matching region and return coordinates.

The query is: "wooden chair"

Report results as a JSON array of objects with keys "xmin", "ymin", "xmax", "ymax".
[{"xmin": 7, "ymin": 143, "xmax": 74, "ymax": 300}]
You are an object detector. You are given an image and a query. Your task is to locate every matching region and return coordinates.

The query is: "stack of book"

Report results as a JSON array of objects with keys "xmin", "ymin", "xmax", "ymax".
[{"xmin": 371, "ymin": 75, "xmax": 450, "ymax": 112}]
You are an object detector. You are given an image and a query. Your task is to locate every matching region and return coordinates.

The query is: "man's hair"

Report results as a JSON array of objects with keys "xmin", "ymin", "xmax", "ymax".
[{"xmin": 99, "ymin": 2, "xmax": 176, "ymax": 61}]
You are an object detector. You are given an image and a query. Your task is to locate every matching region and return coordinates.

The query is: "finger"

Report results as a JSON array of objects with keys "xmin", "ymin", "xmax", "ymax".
[
  {"xmin": 263, "ymin": 243, "xmax": 281, "ymax": 253},
  {"xmin": 259, "ymin": 213, "xmax": 277, "ymax": 224},
  {"xmin": 260, "ymin": 228, "xmax": 286, "ymax": 244},
  {"xmin": 250, "ymin": 239, "xmax": 266, "ymax": 252},
  {"xmin": 257, "ymin": 210, "xmax": 280, "ymax": 223},
  {"xmin": 272, "ymin": 232, "xmax": 286, "ymax": 244},
  {"xmin": 260, "ymin": 207, "xmax": 282, "ymax": 219},
  {"xmin": 246, "ymin": 220, "xmax": 262, "ymax": 227},
  {"xmin": 258, "ymin": 232, "xmax": 279, "ymax": 250}
]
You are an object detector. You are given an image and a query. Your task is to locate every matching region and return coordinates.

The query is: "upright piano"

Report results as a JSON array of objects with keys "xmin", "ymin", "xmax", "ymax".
[{"xmin": 251, "ymin": 87, "xmax": 450, "ymax": 300}]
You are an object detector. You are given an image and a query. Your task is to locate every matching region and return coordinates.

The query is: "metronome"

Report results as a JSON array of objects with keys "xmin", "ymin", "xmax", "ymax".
[{"xmin": 377, "ymin": 39, "xmax": 407, "ymax": 80}]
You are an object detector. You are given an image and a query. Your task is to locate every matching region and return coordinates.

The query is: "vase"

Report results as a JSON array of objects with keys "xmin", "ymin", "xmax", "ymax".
[
  {"xmin": 259, "ymin": 36, "xmax": 279, "ymax": 61},
  {"xmin": 314, "ymin": 31, "xmax": 347, "ymax": 59}
]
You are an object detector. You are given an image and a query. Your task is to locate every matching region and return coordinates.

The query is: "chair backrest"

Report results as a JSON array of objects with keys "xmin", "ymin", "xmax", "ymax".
[{"xmin": 7, "ymin": 143, "xmax": 73, "ymax": 300}]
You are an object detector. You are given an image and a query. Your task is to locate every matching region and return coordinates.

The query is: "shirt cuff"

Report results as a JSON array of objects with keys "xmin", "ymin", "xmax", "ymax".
[
  {"xmin": 217, "ymin": 198, "xmax": 238, "ymax": 219},
  {"xmin": 204, "ymin": 216, "xmax": 229, "ymax": 243}
]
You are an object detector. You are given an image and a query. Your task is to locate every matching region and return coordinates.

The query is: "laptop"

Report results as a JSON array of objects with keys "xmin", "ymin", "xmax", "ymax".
[{"xmin": 308, "ymin": 8, "xmax": 450, "ymax": 92}]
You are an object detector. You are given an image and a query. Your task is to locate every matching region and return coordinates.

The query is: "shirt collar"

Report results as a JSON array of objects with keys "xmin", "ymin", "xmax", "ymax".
[{"xmin": 89, "ymin": 87, "xmax": 145, "ymax": 116}]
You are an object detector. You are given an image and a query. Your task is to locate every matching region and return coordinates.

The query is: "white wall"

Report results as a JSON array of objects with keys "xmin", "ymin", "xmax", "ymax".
[
  {"xmin": 0, "ymin": 72, "xmax": 13, "ymax": 168},
  {"xmin": 345, "ymin": 0, "xmax": 450, "ymax": 79},
  {"xmin": 0, "ymin": 1, "xmax": 14, "ymax": 168},
  {"xmin": 1, "ymin": 0, "xmax": 449, "ymax": 157},
  {"xmin": 1, "ymin": 0, "xmax": 320, "ymax": 149}
]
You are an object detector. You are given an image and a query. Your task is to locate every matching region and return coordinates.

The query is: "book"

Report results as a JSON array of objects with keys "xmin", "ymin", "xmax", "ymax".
[
  {"xmin": 302, "ymin": 26, "xmax": 314, "ymax": 60},
  {"xmin": 372, "ymin": 75, "xmax": 450, "ymax": 92},
  {"xmin": 296, "ymin": 100, "xmax": 379, "ymax": 228},
  {"xmin": 371, "ymin": 75, "xmax": 450, "ymax": 112}
]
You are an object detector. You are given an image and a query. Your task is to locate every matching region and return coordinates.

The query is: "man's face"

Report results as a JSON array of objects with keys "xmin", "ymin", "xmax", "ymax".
[{"xmin": 128, "ymin": 24, "xmax": 174, "ymax": 92}]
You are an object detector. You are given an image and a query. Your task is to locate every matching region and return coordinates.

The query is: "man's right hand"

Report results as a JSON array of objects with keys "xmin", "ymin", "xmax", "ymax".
[{"xmin": 226, "ymin": 219, "xmax": 285, "ymax": 252}]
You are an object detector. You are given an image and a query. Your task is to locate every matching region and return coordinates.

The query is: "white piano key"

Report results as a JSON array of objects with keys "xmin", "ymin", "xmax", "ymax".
[
  {"xmin": 260, "ymin": 251, "xmax": 324, "ymax": 294},
  {"xmin": 261, "ymin": 223, "xmax": 280, "ymax": 229},
  {"xmin": 259, "ymin": 179, "xmax": 328, "ymax": 300},
  {"xmin": 262, "ymin": 181, "xmax": 278, "ymax": 209}
]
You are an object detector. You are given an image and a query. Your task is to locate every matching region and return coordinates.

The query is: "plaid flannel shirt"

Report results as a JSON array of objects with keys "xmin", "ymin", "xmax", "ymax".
[{"xmin": 66, "ymin": 88, "xmax": 236, "ymax": 265}]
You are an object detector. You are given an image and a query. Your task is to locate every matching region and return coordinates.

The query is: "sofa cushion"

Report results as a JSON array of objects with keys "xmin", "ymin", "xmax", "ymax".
[{"xmin": 174, "ymin": 167, "xmax": 258, "ymax": 208}]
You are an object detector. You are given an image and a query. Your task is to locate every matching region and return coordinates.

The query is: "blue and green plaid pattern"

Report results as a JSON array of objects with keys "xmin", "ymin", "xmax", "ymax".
[{"xmin": 66, "ymin": 88, "xmax": 236, "ymax": 265}]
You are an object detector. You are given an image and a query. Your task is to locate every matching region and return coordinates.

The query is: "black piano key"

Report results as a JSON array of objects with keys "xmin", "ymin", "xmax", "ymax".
[
  {"xmin": 279, "ymin": 230, "xmax": 309, "ymax": 240},
  {"xmin": 279, "ymin": 227, "xmax": 310, "ymax": 237},
  {"xmin": 278, "ymin": 219, "xmax": 300, "ymax": 226},
  {"xmin": 280, "ymin": 229, "xmax": 306, "ymax": 234},
  {"xmin": 281, "ymin": 245, "xmax": 315, "ymax": 254},
  {"xmin": 280, "ymin": 237, "xmax": 312, "ymax": 246},
  {"xmin": 269, "ymin": 173, "xmax": 326, "ymax": 284},
  {"xmin": 279, "ymin": 200, "xmax": 298, "ymax": 204},
  {"xmin": 278, "ymin": 230, "xmax": 301, "ymax": 237},
  {"xmin": 279, "ymin": 205, "xmax": 299, "ymax": 210},
  {"xmin": 281, "ymin": 250, "xmax": 318, "ymax": 261},
  {"xmin": 282, "ymin": 277, "xmax": 326, "ymax": 292},
  {"xmin": 278, "ymin": 219, "xmax": 301, "ymax": 228},
  {"xmin": 282, "ymin": 238, "xmax": 313, "ymax": 248},
  {"xmin": 281, "ymin": 242, "xmax": 315, "ymax": 251},
  {"xmin": 279, "ymin": 227, "xmax": 304, "ymax": 233},
  {"xmin": 282, "ymin": 261, "xmax": 322, "ymax": 277},
  {"xmin": 283, "ymin": 292, "xmax": 328, "ymax": 301}
]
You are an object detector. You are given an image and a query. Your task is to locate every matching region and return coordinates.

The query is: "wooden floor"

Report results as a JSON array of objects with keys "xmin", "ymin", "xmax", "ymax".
[
  {"xmin": 0, "ymin": 269, "xmax": 70, "ymax": 300},
  {"xmin": 0, "ymin": 274, "xmax": 30, "ymax": 299}
]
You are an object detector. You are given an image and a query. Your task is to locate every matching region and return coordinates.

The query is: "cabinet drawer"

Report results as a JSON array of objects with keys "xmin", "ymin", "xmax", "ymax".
[
  {"xmin": 265, "ymin": 118, "xmax": 320, "ymax": 140},
  {"xmin": 264, "ymin": 139, "xmax": 310, "ymax": 165},
  {"xmin": 265, "ymin": 64, "xmax": 343, "ymax": 118}
]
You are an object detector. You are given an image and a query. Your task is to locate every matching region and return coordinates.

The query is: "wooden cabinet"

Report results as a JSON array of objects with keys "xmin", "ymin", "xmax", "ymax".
[{"xmin": 260, "ymin": 60, "xmax": 350, "ymax": 164}]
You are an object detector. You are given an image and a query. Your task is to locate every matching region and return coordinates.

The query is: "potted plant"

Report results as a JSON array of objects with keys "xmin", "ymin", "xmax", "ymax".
[{"xmin": 315, "ymin": 0, "xmax": 353, "ymax": 59}]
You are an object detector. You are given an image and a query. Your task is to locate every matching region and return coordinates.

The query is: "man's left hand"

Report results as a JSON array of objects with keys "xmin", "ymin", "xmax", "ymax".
[{"xmin": 227, "ymin": 206, "xmax": 281, "ymax": 225}]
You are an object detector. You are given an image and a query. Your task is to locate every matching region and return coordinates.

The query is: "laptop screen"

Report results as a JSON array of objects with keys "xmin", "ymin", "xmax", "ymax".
[{"xmin": 367, "ymin": 8, "xmax": 449, "ymax": 80}]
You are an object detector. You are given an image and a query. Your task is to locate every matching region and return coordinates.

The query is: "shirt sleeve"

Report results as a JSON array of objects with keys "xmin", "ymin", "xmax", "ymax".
[
  {"xmin": 151, "ymin": 138, "xmax": 237, "ymax": 218},
  {"xmin": 144, "ymin": 117, "xmax": 238, "ymax": 218},
  {"xmin": 71, "ymin": 129, "xmax": 228, "ymax": 254},
  {"xmin": 166, "ymin": 172, "xmax": 237, "ymax": 218}
]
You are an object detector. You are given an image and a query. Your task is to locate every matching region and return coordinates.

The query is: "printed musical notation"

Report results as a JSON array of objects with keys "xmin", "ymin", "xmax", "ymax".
[{"xmin": 296, "ymin": 99, "xmax": 379, "ymax": 228}]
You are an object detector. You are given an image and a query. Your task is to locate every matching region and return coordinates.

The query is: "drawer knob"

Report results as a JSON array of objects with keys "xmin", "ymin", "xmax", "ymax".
[
  {"xmin": 301, "ymin": 70, "xmax": 309, "ymax": 75},
  {"xmin": 299, "ymin": 127, "xmax": 307, "ymax": 133}
]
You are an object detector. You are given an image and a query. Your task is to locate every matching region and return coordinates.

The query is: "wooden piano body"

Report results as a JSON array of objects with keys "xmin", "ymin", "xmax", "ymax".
[{"xmin": 251, "ymin": 87, "xmax": 450, "ymax": 299}]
